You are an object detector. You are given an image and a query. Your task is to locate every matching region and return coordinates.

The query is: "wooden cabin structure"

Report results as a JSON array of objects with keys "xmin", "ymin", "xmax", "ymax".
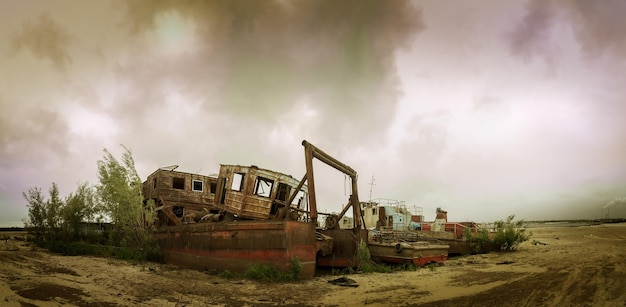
[
  {"xmin": 142, "ymin": 166, "xmax": 217, "ymax": 226},
  {"xmin": 213, "ymin": 165, "xmax": 309, "ymax": 221}
]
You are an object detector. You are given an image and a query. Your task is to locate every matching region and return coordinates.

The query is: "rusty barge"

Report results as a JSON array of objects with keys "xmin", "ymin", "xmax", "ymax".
[
  {"xmin": 143, "ymin": 141, "xmax": 366, "ymax": 278},
  {"xmin": 361, "ymin": 200, "xmax": 492, "ymax": 255}
]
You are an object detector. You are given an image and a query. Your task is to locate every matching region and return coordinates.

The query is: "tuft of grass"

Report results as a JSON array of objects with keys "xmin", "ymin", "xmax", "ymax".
[
  {"xmin": 217, "ymin": 269, "xmax": 237, "ymax": 279},
  {"xmin": 288, "ymin": 256, "xmax": 302, "ymax": 279},
  {"xmin": 427, "ymin": 263, "xmax": 437, "ymax": 272},
  {"xmin": 217, "ymin": 257, "xmax": 302, "ymax": 282},
  {"xmin": 244, "ymin": 263, "xmax": 283, "ymax": 281}
]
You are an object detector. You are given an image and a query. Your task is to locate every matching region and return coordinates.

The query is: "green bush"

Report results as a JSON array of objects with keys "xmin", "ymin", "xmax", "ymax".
[
  {"xmin": 242, "ymin": 257, "xmax": 302, "ymax": 282},
  {"xmin": 245, "ymin": 263, "xmax": 283, "ymax": 281},
  {"xmin": 464, "ymin": 215, "xmax": 531, "ymax": 253},
  {"xmin": 492, "ymin": 215, "xmax": 531, "ymax": 252},
  {"xmin": 288, "ymin": 256, "xmax": 302, "ymax": 279},
  {"xmin": 464, "ymin": 227, "xmax": 491, "ymax": 254},
  {"xmin": 217, "ymin": 269, "xmax": 236, "ymax": 279}
]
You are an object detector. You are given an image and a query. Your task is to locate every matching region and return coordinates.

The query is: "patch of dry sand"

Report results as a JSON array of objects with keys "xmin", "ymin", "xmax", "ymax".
[{"xmin": 1, "ymin": 223, "xmax": 625, "ymax": 306}]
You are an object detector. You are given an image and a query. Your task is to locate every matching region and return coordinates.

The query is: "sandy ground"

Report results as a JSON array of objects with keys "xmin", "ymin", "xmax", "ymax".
[{"xmin": 1, "ymin": 223, "xmax": 625, "ymax": 307}]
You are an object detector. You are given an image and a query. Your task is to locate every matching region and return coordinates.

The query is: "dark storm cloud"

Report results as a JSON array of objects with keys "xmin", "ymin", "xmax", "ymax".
[
  {"xmin": 119, "ymin": 0, "xmax": 425, "ymax": 145},
  {"xmin": 510, "ymin": 0, "xmax": 626, "ymax": 59},
  {"xmin": 10, "ymin": 13, "xmax": 72, "ymax": 71},
  {"xmin": 508, "ymin": 0, "xmax": 557, "ymax": 63},
  {"xmin": 0, "ymin": 97, "xmax": 71, "ymax": 168},
  {"xmin": 566, "ymin": 0, "xmax": 626, "ymax": 57}
]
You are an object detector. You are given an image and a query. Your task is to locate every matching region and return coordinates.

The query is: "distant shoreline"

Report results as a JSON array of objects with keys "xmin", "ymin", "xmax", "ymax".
[
  {"xmin": 2, "ymin": 218, "xmax": 625, "ymax": 233},
  {"xmin": 0, "ymin": 227, "xmax": 25, "ymax": 232}
]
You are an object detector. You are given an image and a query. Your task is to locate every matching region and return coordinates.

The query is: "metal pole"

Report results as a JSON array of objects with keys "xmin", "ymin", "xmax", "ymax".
[{"xmin": 304, "ymin": 142, "xmax": 318, "ymax": 223}]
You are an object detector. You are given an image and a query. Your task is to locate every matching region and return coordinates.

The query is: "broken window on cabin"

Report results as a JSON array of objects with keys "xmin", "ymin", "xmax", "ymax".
[
  {"xmin": 372, "ymin": 208, "xmax": 377, "ymax": 215},
  {"xmin": 254, "ymin": 177, "xmax": 274, "ymax": 198},
  {"xmin": 276, "ymin": 183, "xmax": 291, "ymax": 201},
  {"xmin": 231, "ymin": 173, "xmax": 244, "ymax": 191},
  {"xmin": 152, "ymin": 178, "xmax": 157, "ymax": 189},
  {"xmin": 192, "ymin": 180, "xmax": 203, "ymax": 192},
  {"xmin": 173, "ymin": 177, "xmax": 185, "ymax": 190},
  {"xmin": 210, "ymin": 182, "xmax": 217, "ymax": 194}
]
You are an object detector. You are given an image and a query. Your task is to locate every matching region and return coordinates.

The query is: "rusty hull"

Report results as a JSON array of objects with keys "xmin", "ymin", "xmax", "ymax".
[
  {"xmin": 316, "ymin": 228, "xmax": 368, "ymax": 267},
  {"xmin": 154, "ymin": 220, "xmax": 317, "ymax": 278},
  {"xmin": 368, "ymin": 241, "xmax": 449, "ymax": 266}
]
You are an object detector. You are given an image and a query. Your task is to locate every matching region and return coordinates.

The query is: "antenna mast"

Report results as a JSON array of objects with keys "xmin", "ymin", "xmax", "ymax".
[{"xmin": 368, "ymin": 175, "xmax": 375, "ymax": 202}]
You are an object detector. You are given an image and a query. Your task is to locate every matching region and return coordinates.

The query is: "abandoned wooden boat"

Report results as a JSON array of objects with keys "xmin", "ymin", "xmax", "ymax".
[
  {"xmin": 367, "ymin": 240, "xmax": 449, "ymax": 266},
  {"xmin": 143, "ymin": 141, "xmax": 367, "ymax": 278},
  {"xmin": 367, "ymin": 229, "xmax": 448, "ymax": 265}
]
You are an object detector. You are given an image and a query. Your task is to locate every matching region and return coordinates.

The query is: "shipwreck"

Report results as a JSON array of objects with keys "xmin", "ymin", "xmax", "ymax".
[
  {"xmin": 142, "ymin": 141, "xmax": 366, "ymax": 278},
  {"xmin": 361, "ymin": 201, "xmax": 491, "ymax": 255}
]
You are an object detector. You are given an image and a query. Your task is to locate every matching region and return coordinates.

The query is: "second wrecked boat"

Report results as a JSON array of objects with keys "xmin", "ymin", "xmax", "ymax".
[{"xmin": 367, "ymin": 241, "xmax": 449, "ymax": 266}]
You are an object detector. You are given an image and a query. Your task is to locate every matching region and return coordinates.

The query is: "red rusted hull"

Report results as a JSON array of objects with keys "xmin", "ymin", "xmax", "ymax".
[
  {"xmin": 316, "ymin": 228, "xmax": 368, "ymax": 268},
  {"xmin": 154, "ymin": 221, "xmax": 317, "ymax": 278}
]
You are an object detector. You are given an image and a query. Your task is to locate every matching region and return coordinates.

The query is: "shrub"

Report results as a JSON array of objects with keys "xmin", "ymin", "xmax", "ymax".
[
  {"xmin": 244, "ymin": 264, "xmax": 282, "ymax": 281},
  {"xmin": 464, "ymin": 215, "xmax": 531, "ymax": 253},
  {"xmin": 288, "ymin": 256, "xmax": 302, "ymax": 279},
  {"xmin": 217, "ymin": 269, "xmax": 236, "ymax": 279},
  {"xmin": 492, "ymin": 215, "xmax": 531, "ymax": 252},
  {"xmin": 243, "ymin": 257, "xmax": 302, "ymax": 282},
  {"xmin": 464, "ymin": 227, "xmax": 491, "ymax": 254},
  {"xmin": 356, "ymin": 240, "xmax": 373, "ymax": 272}
]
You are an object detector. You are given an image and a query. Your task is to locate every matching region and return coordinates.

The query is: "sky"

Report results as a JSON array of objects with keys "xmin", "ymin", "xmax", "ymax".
[{"xmin": 1, "ymin": 0, "xmax": 625, "ymax": 227}]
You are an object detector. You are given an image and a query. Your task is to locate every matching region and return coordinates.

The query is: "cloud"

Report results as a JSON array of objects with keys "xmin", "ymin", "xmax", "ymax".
[
  {"xmin": 0, "ymin": 98, "xmax": 71, "ymax": 169},
  {"xmin": 565, "ymin": 0, "xmax": 626, "ymax": 57},
  {"xmin": 118, "ymin": 0, "xmax": 426, "ymax": 147},
  {"xmin": 508, "ymin": 0, "xmax": 558, "ymax": 64},
  {"xmin": 509, "ymin": 0, "xmax": 626, "ymax": 61},
  {"xmin": 10, "ymin": 13, "xmax": 72, "ymax": 71}
]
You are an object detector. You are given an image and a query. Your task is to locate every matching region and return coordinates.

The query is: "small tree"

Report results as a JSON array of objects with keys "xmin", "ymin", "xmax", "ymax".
[
  {"xmin": 61, "ymin": 182, "xmax": 96, "ymax": 241},
  {"xmin": 23, "ymin": 187, "xmax": 46, "ymax": 242},
  {"xmin": 492, "ymin": 215, "xmax": 530, "ymax": 252},
  {"xmin": 45, "ymin": 183, "xmax": 64, "ymax": 240},
  {"xmin": 96, "ymin": 146, "xmax": 157, "ymax": 253}
]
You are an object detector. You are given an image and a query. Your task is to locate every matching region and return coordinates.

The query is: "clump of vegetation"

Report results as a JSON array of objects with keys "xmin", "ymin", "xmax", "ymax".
[
  {"xmin": 465, "ymin": 214, "xmax": 531, "ymax": 253},
  {"xmin": 219, "ymin": 257, "xmax": 303, "ymax": 282},
  {"xmin": 22, "ymin": 145, "xmax": 161, "ymax": 262},
  {"xmin": 288, "ymin": 256, "xmax": 302, "ymax": 279},
  {"xmin": 464, "ymin": 227, "xmax": 491, "ymax": 254},
  {"xmin": 492, "ymin": 215, "xmax": 531, "ymax": 251},
  {"xmin": 356, "ymin": 240, "xmax": 375, "ymax": 272},
  {"xmin": 244, "ymin": 264, "xmax": 284, "ymax": 281},
  {"xmin": 217, "ymin": 269, "xmax": 237, "ymax": 279}
]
